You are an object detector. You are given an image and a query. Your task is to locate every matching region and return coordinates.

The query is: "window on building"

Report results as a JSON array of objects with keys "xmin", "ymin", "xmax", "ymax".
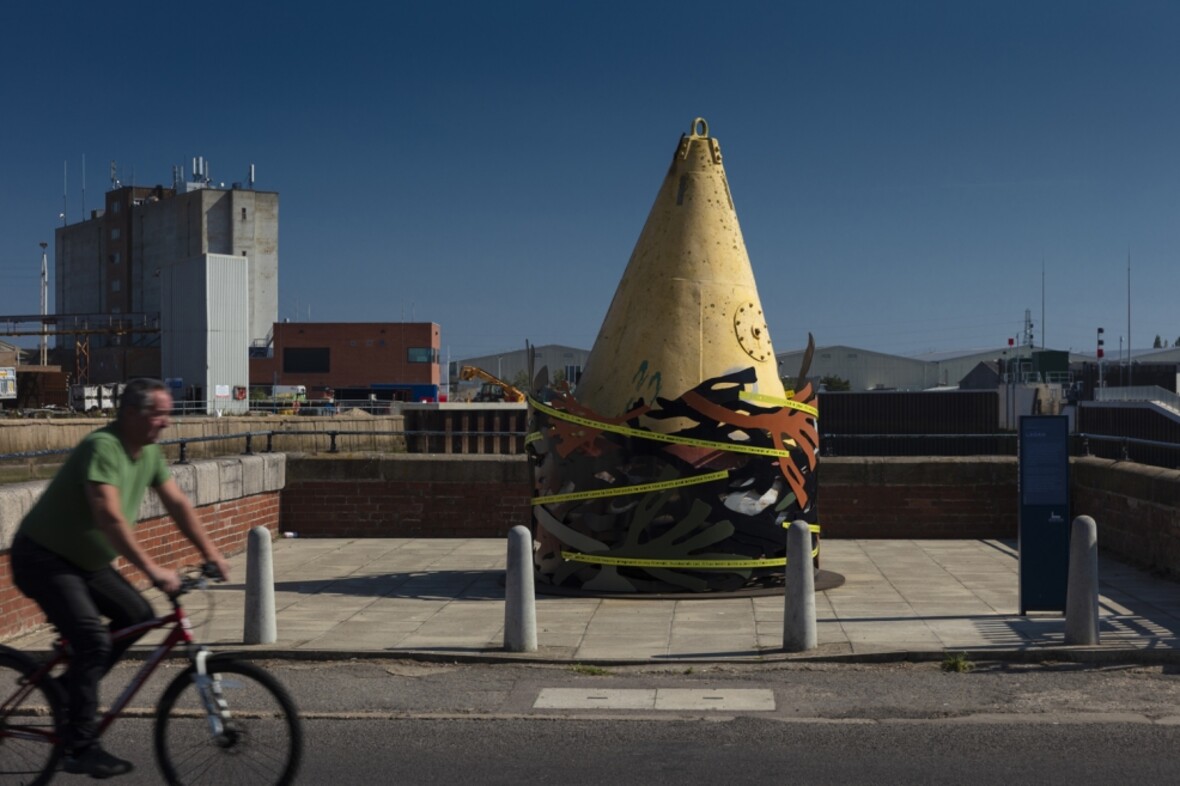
[
  {"xmin": 283, "ymin": 347, "xmax": 330, "ymax": 374},
  {"xmin": 110, "ymin": 228, "xmax": 120, "ymax": 240},
  {"xmin": 112, "ymin": 202, "xmax": 121, "ymax": 214},
  {"xmin": 109, "ymin": 252, "xmax": 120, "ymax": 265},
  {"xmin": 241, "ymin": 207, "xmax": 247, "ymax": 221},
  {"xmin": 111, "ymin": 280, "xmax": 120, "ymax": 292},
  {"xmin": 407, "ymin": 347, "xmax": 437, "ymax": 363},
  {"xmin": 565, "ymin": 365, "xmax": 582, "ymax": 384}
]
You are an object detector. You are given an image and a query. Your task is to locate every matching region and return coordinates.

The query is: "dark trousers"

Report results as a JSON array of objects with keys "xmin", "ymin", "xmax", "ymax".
[{"xmin": 10, "ymin": 534, "xmax": 154, "ymax": 748}]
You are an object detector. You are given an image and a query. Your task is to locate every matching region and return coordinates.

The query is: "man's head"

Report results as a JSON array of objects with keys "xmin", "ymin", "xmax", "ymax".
[{"xmin": 116, "ymin": 378, "xmax": 173, "ymax": 447}]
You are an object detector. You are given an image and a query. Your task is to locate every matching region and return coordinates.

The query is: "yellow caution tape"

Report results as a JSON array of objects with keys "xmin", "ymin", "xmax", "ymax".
[
  {"xmin": 531, "ymin": 470, "xmax": 731, "ymax": 506},
  {"xmin": 524, "ymin": 431, "xmax": 543, "ymax": 446},
  {"xmin": 783, "ymin": 522, "xmax": 823, "ymax": 534},
  {"xmin": 738, "ymin": 391, "xmax": 819, "ymax": 417},
  {"xmin": 529, "ymin": 398, "xmax": 795, "ymax": 458}
]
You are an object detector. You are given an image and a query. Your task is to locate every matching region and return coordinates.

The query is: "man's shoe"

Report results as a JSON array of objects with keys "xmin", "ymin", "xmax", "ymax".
[{"xmin": 62, "ymin": 745, "xmax": 134, "ymax": 779}]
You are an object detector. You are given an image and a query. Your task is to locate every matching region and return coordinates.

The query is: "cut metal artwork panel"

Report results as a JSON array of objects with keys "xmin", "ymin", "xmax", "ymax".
[{"xmin": 528, "ymin": 367, "xmax": 819, "ymax": 593}]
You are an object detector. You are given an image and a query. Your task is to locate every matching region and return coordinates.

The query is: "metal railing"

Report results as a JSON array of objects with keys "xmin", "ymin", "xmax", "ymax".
[
  {"xmin": 1075, "ymin": 432, "xmax": 1180, "ymax": 468},
  {"xmin": 5, "ymin": 427, "xmax": 1178, "ymax": 477},
  {"xmin": 820, "ymin": 431, "xmax": 1180, "ymax": 469},
  {"xmin": 820, "ymin": 433, "xmax": 1018, "ymax": 457},
  {"xmin": 1094, "ymin": 385, "xmax": 1180, "ymax": 414}
]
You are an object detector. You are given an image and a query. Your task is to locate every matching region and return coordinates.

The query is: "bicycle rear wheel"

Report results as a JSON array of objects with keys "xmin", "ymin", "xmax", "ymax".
[
  {"xmin": 0, "ymin": 649, "xmax": 64, "ymax": 786},
  {"xmin": 154, "ymin": 658, "xmax": 302, "ymax": 786}
]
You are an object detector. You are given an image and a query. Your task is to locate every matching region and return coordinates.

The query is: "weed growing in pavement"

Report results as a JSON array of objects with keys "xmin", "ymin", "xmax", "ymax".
[
  {"xmin": 941, "ymin": 652, "xmax": 974, "ymax": 673},
  {"xmin": 570, "ymin": 664, "xmax": 611, "ymax": 676}
]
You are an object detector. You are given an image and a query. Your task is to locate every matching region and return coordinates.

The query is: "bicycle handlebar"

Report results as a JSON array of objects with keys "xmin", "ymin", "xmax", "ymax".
[{"xmin": 172, "ymin": 562, "xmax": 226, "ymax": 597}]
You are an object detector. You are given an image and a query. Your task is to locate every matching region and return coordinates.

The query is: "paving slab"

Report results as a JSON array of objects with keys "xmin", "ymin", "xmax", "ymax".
[{"xmin": 4, "ymin": 537, "xmax": 1180, "ymax": 664}]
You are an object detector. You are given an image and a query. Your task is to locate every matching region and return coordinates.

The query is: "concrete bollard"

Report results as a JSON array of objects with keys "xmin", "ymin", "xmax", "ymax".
[
  {"xmin": 504, "ymin": 525, "xmax": 537, "ymax": 652},
  {"xmin": 783, "ymin": 520, "xmax": 817, "ymax": 652},
  {"xmin": 1065, "ymin": 515, "xmax": 1100, "ymax": 646},
  {"xmin": 244, "ymin": 526, "xmax": 277, "ymax": 645}
]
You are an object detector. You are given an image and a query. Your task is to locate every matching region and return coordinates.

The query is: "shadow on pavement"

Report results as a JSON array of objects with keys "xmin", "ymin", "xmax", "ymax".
[{"xmin": 274, "ymin": 570, "xmax": 505, "ymax": 600}]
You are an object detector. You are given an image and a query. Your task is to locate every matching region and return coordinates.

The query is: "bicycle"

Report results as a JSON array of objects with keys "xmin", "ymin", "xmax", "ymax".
[{"xmin": 0, "ymin": 564, "xmax": 303, "ymax": 785}]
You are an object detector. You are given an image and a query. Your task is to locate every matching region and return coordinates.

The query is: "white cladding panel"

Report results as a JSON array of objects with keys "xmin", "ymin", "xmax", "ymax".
[
  {"xmin": 160, "ymin": 254, "xmax": 249, "ymax": 413},
  {"xmin": 206, "ymin": 253, "xmax": 249, "ymax": 413}
]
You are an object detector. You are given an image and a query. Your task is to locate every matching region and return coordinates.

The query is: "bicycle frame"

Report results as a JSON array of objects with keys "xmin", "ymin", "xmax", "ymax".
[{"xmin": 3, "ymin": 595, "xmax": 207, "ymax": 745}]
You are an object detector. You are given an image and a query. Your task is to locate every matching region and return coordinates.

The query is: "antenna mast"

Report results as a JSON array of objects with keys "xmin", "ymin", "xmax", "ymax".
[
  {"xmin": 1040, "ymin": 256, "xmax": 1045, "ymax": 350},
  {"xmin": 1127, "ymin": 252, "xmax": 1132, "ymax": 387}
]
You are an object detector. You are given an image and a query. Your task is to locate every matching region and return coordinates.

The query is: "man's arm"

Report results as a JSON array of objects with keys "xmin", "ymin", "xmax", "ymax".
[
  {"xmin": 154, "ymin": 478, "xmax": 232, "ymax": 581},
  {"xmin": 86, "ymin": 482, "xmax": 182, "ymax": 592}
]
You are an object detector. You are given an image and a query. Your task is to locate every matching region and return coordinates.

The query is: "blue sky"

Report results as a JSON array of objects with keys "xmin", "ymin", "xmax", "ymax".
[{"xmin": 2, "ymin": 1, "xmax": 1178, "ymax": 360}]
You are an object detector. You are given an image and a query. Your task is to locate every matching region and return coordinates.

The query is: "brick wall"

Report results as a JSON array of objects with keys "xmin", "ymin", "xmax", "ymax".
[
  {"xmin": 0, "ymin": 453, "xmax": 285, "ymax": 641},
  {"xmin": 281, "ymin": 454, "xmax": 530, "ymax": 537},
  {"xmin": 279, "ymin": 455, "xmax": 1021, "ymax": 540},
  {"xmin": 821, "ymin": 457, "xmax": 1018, "ymax": 538},
  {"xmin": 0, "ymin": 492, "xmax": 280, "ymax": 640}
]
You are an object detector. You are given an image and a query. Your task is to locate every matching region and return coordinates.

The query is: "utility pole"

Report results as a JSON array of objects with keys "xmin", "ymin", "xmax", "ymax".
[
  {"xmin": 39, "ymin": 242, "xmax": 48, "ymax": 366},
  {"xmin": 1096, "ymin": 327, "xmax": 1104, "ymax": 391}
]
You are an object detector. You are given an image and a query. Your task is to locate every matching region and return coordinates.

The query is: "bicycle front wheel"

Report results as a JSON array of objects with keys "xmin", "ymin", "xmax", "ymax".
[
  {"xmin": 153, "ymin": 658, "xmax": 302, "ymax": 786},
  {"xmin": 0, "ymin": 649, "xmax": 64, "ymax": 786}
]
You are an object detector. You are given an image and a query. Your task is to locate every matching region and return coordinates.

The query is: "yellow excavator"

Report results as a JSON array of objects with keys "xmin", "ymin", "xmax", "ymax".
[{"xmin": 459, "ymin": 365, "xmax": 526, "ymax": 403}]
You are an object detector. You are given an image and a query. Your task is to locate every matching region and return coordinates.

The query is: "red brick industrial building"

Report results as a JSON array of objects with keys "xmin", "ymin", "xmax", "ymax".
[{"xmin": 249, "ymin": 321, "xmax": 442, "ymax": 401}]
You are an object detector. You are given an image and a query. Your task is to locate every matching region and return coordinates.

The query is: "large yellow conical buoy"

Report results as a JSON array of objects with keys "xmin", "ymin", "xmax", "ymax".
[
  {"xmin": 528, "ymin": 119, "xmax": 819, "ymax": 594},
  {"xmin": 576, "ymin": 117, "xmax": 785, "ymax": 418}
]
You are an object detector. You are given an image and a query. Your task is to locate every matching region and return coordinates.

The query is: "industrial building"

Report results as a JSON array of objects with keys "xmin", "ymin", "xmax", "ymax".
[
  {"xmin": 450, "ymin": 344, "xmax": 588, "ymax": 397},
  {"xmin": 52, "ymin": 159, "xmax": 278, "ymax": 400},
  {"xmin": 776, "ymin": 344, "xmax": 1092, "ymax": 392},
  {"xmin": 250, "ymin": 321, "xmax": 442, "ymax": 402}
]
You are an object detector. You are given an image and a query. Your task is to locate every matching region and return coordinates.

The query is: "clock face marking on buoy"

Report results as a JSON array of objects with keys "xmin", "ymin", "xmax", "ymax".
[{"xmin": 734, "ymin": 302, "xmax": 772, "ymax": 362}]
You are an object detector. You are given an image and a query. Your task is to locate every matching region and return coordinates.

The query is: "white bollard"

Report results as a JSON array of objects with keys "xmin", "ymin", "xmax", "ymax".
[
  {"xmin": 1065, "ymin": 515, "xmax": 1100, "ymax": 646},
  {"xmin": 244, "ymin": 526, "xmax": 277, "ymax": 645},
  {"xmin": 504, "ymin": 525, "xmax": 537, "ymax": 652},
  {"xmin": 783, "ymin": 520, "xmax": 817, "ymax": 652}
]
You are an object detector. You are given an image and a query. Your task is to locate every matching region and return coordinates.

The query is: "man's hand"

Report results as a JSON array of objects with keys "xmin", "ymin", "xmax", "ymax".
[
  {"xmin": 208, "ymin": 555, "xmax": 232, "ymax": 583},
  {"xmin": 149, "ymin": 566, "xmax": 182, "ymax": 595}
]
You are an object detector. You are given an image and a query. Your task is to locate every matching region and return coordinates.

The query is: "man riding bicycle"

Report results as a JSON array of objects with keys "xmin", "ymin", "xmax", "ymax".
[{"xmin": 10, "ymin": 378, "xmax": 231, "ymax": 779}]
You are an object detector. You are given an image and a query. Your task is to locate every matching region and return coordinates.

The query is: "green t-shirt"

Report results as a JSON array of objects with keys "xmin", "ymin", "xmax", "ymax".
[{"xmin": 19, "ymin": 423, "xmax": 171, "ymax": 571}]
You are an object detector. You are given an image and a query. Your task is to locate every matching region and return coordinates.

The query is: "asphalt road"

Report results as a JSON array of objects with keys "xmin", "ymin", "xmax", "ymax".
[{"xmin": 25, "ymin": 658, "xmax": 1180, "ymax": 785}]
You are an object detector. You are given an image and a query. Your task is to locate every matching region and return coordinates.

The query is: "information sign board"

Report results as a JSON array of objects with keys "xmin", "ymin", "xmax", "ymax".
[{"xmin": 1018, "ymin": 415, "xmax": 1071, "ymax": 614}]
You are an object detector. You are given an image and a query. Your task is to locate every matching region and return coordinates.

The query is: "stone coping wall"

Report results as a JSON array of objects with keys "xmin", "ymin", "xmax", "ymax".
[
  {"xmin": 0, "ymin": 454, "xmax": 285, "ymax": 639},
  {"xmin": 1072, "ymin": 456, "xmax": 1180, "ymax": 579},
  {"xmin": 0, "ymin": 414, "xmax": 407, "ymax": 463}
]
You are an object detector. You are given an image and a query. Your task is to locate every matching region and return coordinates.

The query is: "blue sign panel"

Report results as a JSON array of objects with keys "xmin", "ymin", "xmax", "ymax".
[{"xmin": 1018, "ymin": 415, "xmax": 1071, "ymax": 614}]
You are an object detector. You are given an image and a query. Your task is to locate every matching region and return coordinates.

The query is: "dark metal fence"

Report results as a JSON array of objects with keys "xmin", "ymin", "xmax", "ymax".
[{"xmin": 820, "ymin": 433, "xmax": 1017, "ymax": 457}]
